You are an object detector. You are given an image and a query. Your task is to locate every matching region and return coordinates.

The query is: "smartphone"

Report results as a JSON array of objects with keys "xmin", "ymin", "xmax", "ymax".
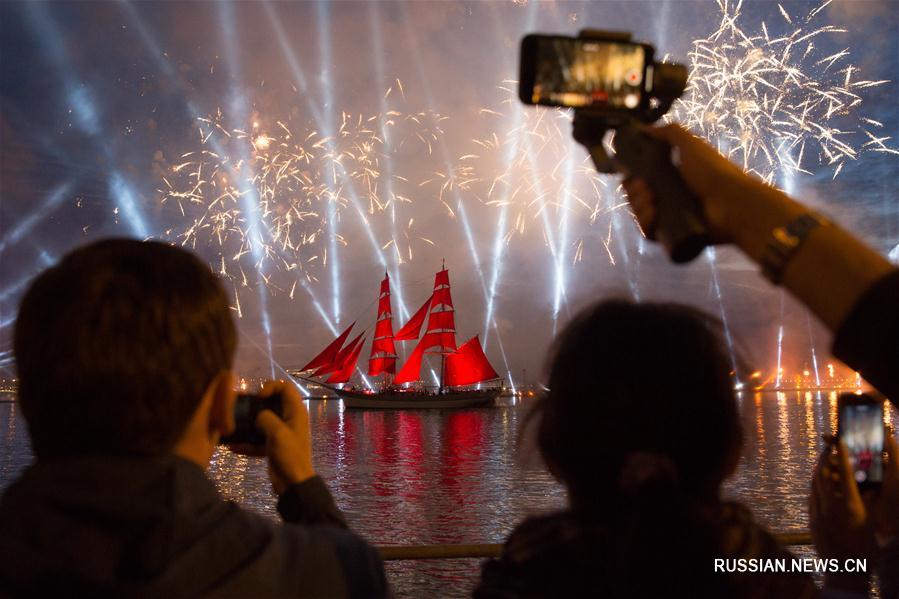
[
  {"xmin": 837, "ymin": 393, "xmax": 884, "ymax": 488},
  {"xmin": 519, "ymin": 34, "xmax": 654, "ymax": 111}
]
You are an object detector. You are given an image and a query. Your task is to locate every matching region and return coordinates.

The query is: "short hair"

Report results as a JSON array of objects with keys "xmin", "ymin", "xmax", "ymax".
[
  {"xmin": 532, "ymin": 299, "xmax": 742, "ymax": 505},
  {"xmin": 14, "ymin": 239, "xmax": 237, "ymax": 457}
]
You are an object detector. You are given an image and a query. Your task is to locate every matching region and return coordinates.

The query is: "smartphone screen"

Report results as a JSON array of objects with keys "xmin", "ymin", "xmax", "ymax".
[
  {"xmin": 839, "ymin": 397, "xmax": 884, "ymax": 485},
  {"xmin": 520, "ymin": 34, "xmax": 651, "ymax": 110}
]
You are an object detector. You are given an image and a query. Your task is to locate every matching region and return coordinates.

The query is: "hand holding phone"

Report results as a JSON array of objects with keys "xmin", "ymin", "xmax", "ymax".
[
  {"xmin": 838, "ymin": 393, "xmax": 885, "ymax": 488},
  {"xmin": 812, "ymin": 425, "xmax": 899, "ymax": 592},
  {"xmin": 520, "ymin": 32, "xmax": 711, "ymax": 263},
  {"xmin": 810, "ymin": 436, "xmax": 873, "ymax": 590}
]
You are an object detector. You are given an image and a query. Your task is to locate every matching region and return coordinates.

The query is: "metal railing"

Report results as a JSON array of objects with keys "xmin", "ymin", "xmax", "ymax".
[{"xmin": 376, "ymin": 532, "xmax": 813, "ymax": 561}]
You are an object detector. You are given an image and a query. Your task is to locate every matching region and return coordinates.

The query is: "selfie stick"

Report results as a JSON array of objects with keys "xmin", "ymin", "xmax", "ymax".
[{"xmin": 573, "ymin": 31, "xmax": 711, "ymax": 263}]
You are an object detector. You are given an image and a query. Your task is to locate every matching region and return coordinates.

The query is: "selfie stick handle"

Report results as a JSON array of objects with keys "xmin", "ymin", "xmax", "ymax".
[{"xmin": 613, "ymin": 124, "xmax": 710, "ymax": 263}]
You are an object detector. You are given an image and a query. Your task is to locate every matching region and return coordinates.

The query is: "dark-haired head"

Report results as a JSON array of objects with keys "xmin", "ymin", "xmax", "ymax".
[
  {"xmin": 533, "ymin": 299, "xmax": 742, "ymax": 513},
  {"xmin": 14, "ymin": 239, "xmax": 236, "ymax": 458}
]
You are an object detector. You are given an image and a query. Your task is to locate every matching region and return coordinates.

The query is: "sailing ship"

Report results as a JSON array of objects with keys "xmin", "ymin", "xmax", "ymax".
[{"xmin": 294, "ymin": 265, "xmax": 503, "ymax": 408}]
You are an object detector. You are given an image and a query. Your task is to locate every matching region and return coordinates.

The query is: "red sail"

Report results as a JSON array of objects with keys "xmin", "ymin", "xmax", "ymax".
[
  {"xmin": 394, "ymin": 266, "xmax": 460, "ymax": 384},
  {"xmin": 426, "ymin": 309, "xmax": 454, "ymax": 332},
  {"xmin": 394, "ymin": 331, "xmax": 455, "ymax": 383},
  {"xmin": 300, "ymin": 322, "xmax": 355, "ymax": 371},
  {"xmin": 374, "ymin": 317, "xmax": 394, "ymax": 340},
  {"xmin": 375, "ymin": 274, "xmax": 392, "ymax": 320},
  {"xmin": 432, "ymin": 287, "xmax": 453, "ymax": 308},
  {"xmin": 433, "ymin": 268, "xmax": 452, "ymax": 305},
  {"xmin": 328, "ymin": 336, "xmax": 365, "ymax": 384},
  {"xmin": 395, "ymin": 342, "xmax": 427, "ymax": 384},
  {"xmin": 435, "ymin": 268, "xmax": 450, "ymax": 288},
  {"xmin": 370, "ymin": 335, "xmax": 396, "ymax": 356},
  {"xmin": 368, "ymin": 356, "xmax": 396, "ymax": 377},
  {"xmin": 394, "ymin": 332, "xmax": 457, "ymax": 384},
  {"xmin": 377, "ymin": 294, "xmax": 391, "ymax": 317},
  {"xmin": 444, "ymin": 336, "xmax": 498, "ymax": 386},
  {"xmin": 369, "ymin": 273, "xmax": 397, "ymax": 378},
  {"xmin": 421, "ymin": 331, "xmax": 456, "ymax": 351},
  {"xmin": 395, "ymin": 295, "xmax": 432, "ymax": 340},
  {"xmin": 315, "ymin": 332, "xmax": 364, "ymax": 376},
  {"xmin": 427, "ymin": 268, "xmax": 455, "ymax": 350}
]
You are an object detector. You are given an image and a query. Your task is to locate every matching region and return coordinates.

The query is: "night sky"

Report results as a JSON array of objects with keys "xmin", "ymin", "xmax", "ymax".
[{"xmin": 1, "ymin": 1, "xmax": 897, "ymax": 384}]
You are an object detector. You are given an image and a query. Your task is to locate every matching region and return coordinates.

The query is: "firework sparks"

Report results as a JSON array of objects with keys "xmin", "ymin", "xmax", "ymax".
[
  {"xmin": 675, "ymin": 0, "xmax": 896, "ymax": 183},
  {"xmin": 454, "ymin": 81, "xmax": 634, "ymax": 264},
  {"xmin": 158, "ymin": 1, "xmax": 896, "ymax": 294},
  {"xmin": 157, "ymin": 92, "xmax": 448, "ymax": 304}
]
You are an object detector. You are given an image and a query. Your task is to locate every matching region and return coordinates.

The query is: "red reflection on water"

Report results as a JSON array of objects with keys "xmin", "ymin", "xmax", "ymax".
[
  {"xmin": 445, "ymin": 412, "xmax": 484, "ymax": 455},
  {"xmin": 355, "ymin": 411, "xmax": 429, "ymax": 541},
  {"xmin": 397, "ymin": 412, "xmax": 423, "ymax": 460},
  {"xmin": 341, "ymin": 407, "xmax": 358, "ymax": 453},
  {"xmin": 396, "ymin": 412, "xmax": 425, "ymax": 501},
  {"xmin": 437, "ymin": 412, "xmax": 484, "ymax": 542},
  {"xmin": 360, "ymin": 412, "xmax": 426, "ymax": 499},
  {"xmin": 364, "ymin": 411, "xmax": 395, "ymax": 498}
]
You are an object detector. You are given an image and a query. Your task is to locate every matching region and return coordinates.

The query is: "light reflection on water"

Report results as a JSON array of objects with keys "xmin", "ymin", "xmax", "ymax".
[{"xmin": 1, "ymin": 393, "xmax": 897, "ymax": 597}]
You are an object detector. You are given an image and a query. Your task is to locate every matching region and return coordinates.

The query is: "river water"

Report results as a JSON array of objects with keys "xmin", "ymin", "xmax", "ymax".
[{"xmin": 1, "ymin": 392, "xmax": 896, "ymax": 597}]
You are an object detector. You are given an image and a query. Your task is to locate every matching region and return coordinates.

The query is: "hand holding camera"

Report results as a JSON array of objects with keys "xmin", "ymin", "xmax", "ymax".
[{"xmin": 223, "ymin": 381, "xmax": 316, "ymax": 495}]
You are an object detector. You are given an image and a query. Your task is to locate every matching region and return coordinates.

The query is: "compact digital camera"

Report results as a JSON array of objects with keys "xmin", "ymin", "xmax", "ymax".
[{"xmin": 219, "ymin": 392, "xmax": 284, "ymax": 446}]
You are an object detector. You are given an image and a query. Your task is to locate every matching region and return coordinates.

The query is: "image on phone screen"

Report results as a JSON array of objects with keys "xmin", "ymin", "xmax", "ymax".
[
  {"xmin": 531, "ymin": 37, "xmax": 647, "ymax": 109},
  {"xmin": 840, "ymin": 401, "xmax": 884, "ymax": 485}
]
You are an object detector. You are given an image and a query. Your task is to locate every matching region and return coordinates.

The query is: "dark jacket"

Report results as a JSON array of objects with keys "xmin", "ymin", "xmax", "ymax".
[
  {"xmin": 474, "ymin": 503, "xmax": 818, "ymax": 599},
  {"xmin": 0, "ymin": 456, "xmax": 388, "ymax": 598},
  {"xmin": 832, "ymin": 269, "xmax": 899, "ymax": 407},
  {"xmin": 832, "ymin": 269, "xmax": 899, "ymax": 599}
]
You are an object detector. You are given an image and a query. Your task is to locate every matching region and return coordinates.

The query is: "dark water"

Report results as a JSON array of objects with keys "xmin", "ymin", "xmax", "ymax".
[{"xmin": 1, "ymin": 392, "xmax": 896, "ymax": 597}]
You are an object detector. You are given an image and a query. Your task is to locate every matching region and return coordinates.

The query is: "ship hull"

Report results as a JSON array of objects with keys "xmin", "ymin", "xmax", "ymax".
[{"xmin": 336, "ymin": 387, "xmax": 501, "ymax": 409}]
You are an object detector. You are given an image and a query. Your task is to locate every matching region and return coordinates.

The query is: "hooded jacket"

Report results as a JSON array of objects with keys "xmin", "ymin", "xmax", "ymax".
[{"xmin": 0, "ymin": 455, "xmax": 388, "ymax": 598}]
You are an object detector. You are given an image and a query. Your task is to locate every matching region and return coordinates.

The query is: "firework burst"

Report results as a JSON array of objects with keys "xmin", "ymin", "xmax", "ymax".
[
  {"xmin": 157, "ymin": 86, "xmax": 446, "ymax": 301},
  {"xmin": 675, "ymin": 0, "xmax": 896, "ymax": 183},
  {"xmin": 457, "ymin": 81, "xmax": 632, "ymax": 264}
]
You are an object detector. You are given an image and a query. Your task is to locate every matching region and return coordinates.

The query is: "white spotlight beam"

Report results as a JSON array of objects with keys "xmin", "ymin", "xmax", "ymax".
[
  {"xmin": 264, "ymin": 1, "xmax": 402, "ymax": 328},
  {"xmin": 369, "ymin": 0, "xmax": 410, "ymax": 322},
  {"xmin": 119, "ymin": 0, "xmax": 339, "ymax": 338},
  {"xmin": 397, "ymin": 3, "xmax": 514, "ymax": 381},
  {"xmin": 218, "ymin": 1, "xmax": 277, "ymax": 377},
  {"xmin": 25, "ymin": 3, "xmax": 149, "ymax": 239},
  {"xmin": 0, "ymin": 181, "xmax": 73, "ymax": 253}
]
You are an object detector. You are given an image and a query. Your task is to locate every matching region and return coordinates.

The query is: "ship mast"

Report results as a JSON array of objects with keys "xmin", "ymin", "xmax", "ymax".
[
  {"xmin": 439, "ymin": 259, "xmax": 446, "ymax": 394},
  {"xmin": 394, "ymin": 263, "xmax": 457, "ymax": 389},
  {"xmin": 368, "ymin": 272, "xmax": 397, "ymax": 386},
  {"xmin": 302, "ymin": 262, "xmax": 500, "ymax": 392}
]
